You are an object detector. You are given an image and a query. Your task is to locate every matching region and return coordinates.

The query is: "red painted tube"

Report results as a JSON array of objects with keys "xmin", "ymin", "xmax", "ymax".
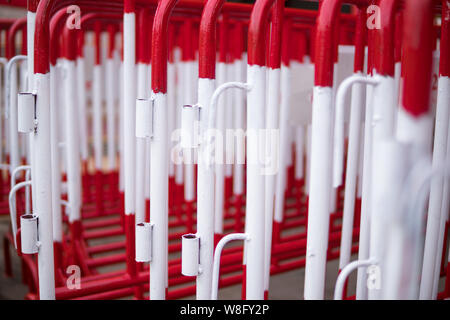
[
  {"xmin": 62, "ymin": 20, "xmax": 77, "ymax": 61},
  {"xmin": 198, "ymin": 0, "xmax": 226, "ymax": 79},
  {"xmin": 394, "ymin": 11, "xmax": 403, "ymax": 64},
  {"xmin": 76, "ymin": 12, "xmax": 122, "ymax": 60},
  {"xmin": 107, "ymin": 24, "xmax": 117, "ymax": 60},
  {"xmin": 292, "ymin": 29, "xmax": 307, "ymax": 63},
  {"xmin": 373, "ymin": 0, "xmax": 398, "ymax": 77},
  {"xmin": 137, "ymin": 8, "xmax": 151, "ymax": 64},
  {"xmin": 231, "ymin": 21, "xmax": 244, "ymax": 63},
  {"xmin": 314, "ymin": 0, "xmax": 341, "ymax": 86},
  {"xmin": 353, "ymin": 7, "xmax": 366, "ymax": 73},
  {"xmin": 268, "ymin": 0, "xmax": 284, "ymax": 69},
  {"xmin": 94, "ymin": 20, "xmax": 102, "ymax": 65},
  {"xmin": 401, "ymin": 0, "xmax": 434, "ymax": 117},
  {"xmin": 151, "ymin": 0, "xmax": 179, "ymax": 93},
  {"xmin": 124, "ymin": 0, "xmax": 135, "ymax": 14},
  {"xmin": 34, "ymin": 0, "xmax": 59, "ymax": 74},
  {"xmin": 6, "ymin": 17, "xmax": 27, "ymax": 59},
  {"xmin": 281, "ymin": 18, "xmax": 292, "ymax": 66},
  {"xmin": 247, "ymin": 0, "xmax": 275, "ymax": 67},
  {"xmin": 314, "ymin": 0, "xmax": 370, "ymax": 86},
  {"xmin": 20, "ymin": 21, "xmax": 27, "ymax": 55},
  {"xmin": 77, "ymin": 29, "xmax": 84, "ymax": 58},
  {"xmin": 28, "ymin": 0, "xmax": 39, "ymax": 13},
  {"xmin": 182, "ymin": 18, "xmax": 195, "ymax": 62},
  {"xmin": 440, "ymin": 1, "xmax": 450, "ymax": 77},
  {"xmin": 35, "ymin": 0, "xmax": 124, "ymax": 74},
  {"xmin": 218, "ymin": 14, "xmax": 228, "ymax": 63},
  {"xmin": 49, "ymin": 8, "xmax": 72, "ymax": 66}
]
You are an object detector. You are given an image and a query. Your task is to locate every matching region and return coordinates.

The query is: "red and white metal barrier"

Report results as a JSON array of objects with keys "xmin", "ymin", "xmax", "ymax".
[{"xmin": 0, "ymin": 0, "xmax": 449, "ymax": 302}]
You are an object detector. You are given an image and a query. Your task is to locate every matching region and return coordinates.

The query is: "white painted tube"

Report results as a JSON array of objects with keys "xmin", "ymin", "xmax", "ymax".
[
  {"xmin": 76, "ymin": 57, "xmax": 88, "ymax": 162},
  {"xmin": 123, "ymin": 12, "xmax": 136, "ymax": 215},
  {"xmin": 167, "ymin": 62, "xmax": 176, "ymax": 177},
  {"xmin": 49, "ymin": 65, "xmax": 62, "ymax": 242},
  {"xmin": 93, "ymin": 65, "xmax": 103, "ymax": 171},
  {"xmin": 0, "ymin": 58, "xmax": 5, "ymax": 165},
  {"xmin": 20, "ymin": 214, "xmax": 39, "ymax": 254},
  {"xmin": 305, "ymin": 124, "xmax": 312, "ymax": 195},
  {"xmin": 136, "ymin": 99, "xmax": 153, "ymax": 139},
  {"xmin": 295, "ymin": 126, "xmax": 304, "ymax": 181},
  {"xmin": 335, "ymin": 259, "xmax": 376, "ymax": 300},
  {"xmin": 211, "ymin": 233, "xmax": 248, "ymax": 300},
  {"xmin": 264, "ymin": 67, "xmax": 280, "ymax": 293},
  {"xmin": 304, "ymin": 86, "xmax": 333, "ymax": 300},
  {"xmin": 183, "ymin": 61, "xmax": 196, "ymax": 202},
  {"xmin": 9, "ymin": 179, "xmax": 32, "ymax": 248},
  {"xmin": 196, "ymin": 78, "xmax": 215, "ymax": 299},
  {"xmin": 214, "ymin": 62, "xmax": 227, "ymax": 235},
  {"xmin": 145, "ymin": 66, "xmax": 152, "ymax": 203},
  {"xmin": 420, "ymin": 76, "xmax": 450, "ymax": 299},
  {"xmin": 19, "ymin": 60, "xmax": 28, "ymax": 161},
  {"xmin": 136, "ymin": 222, "xmax": 153, "ymax": 262},
  {"xmin": 368, "ymin": 75, "xmax": 397, "ymax": 300},
  {"xmin": 372, "ymin": 139, "xmax": 410, "ymax": 300},
  {"xmin": 33, "ymin": 72, "xmax": 55, "ymax": 299},
  {"xmin": 181, "ymin": 233, "xmax": 200, "ymax": 277},
  {"xmin": 356, "ymin": 80, "xmax": 375, "ymax": 300},
  {"xmin": 175, "ymin": 51, "xmax": 184, "ymax": 186},
  {"xmin": 11, "ymin": 165, "xmax": 31, "ymax": 188},
  {"xmin": 106, "ymin": 57, "xmax": 116, "ymax": 171},
  {"xmin": 181, "ymin": 104, "xmax": 199, "ymax": 149},
  {"xmin": 6, "ymin": 56, "xmax": 27, "ymax": 174},
  {"xmin": 27, "ymin": 10, "xmax": 37, "ymax": 219},
  {"xmin": 63, "ymin": 60, "xmax": 82, "ymax": 223},
  {"xmin": 432, "ymin": 135, "xmax": 450, "ymax": 299},
  {"xmin": 338, "ymin": 74, "xmax": 368, "ymax": 270},
  {"xmin": 17, "ymin": 92, "xmax": 35, "ymax": 133},
  {"xmin": 245, "ymin": 64, "xmax": 266, "ymax": 300},
  {"xmin": 333, "ymin": 74, "xmax": 379, "ymax": 188},
  {"xmin": 233, "ymin": 57, "xmax": 245, "ymax": 195},
  {"xmin": 56, "ymin": 60, "xmax": 66, "ymax": 176},
  {"xmin": 225, "ymin": 63, "xmax": 233, "ymax": 179},
  {"xmin": 27, "ymin": 11, "xmax": 35, "ymax": 91},
  {"xmin": 435, "ymin": 140, "xmax": 450, "ymax": 297},
  {"xmin": 25, "ymin": 169, "xmax": 31, "ymax": 215},
  {"xmin": 274, "ymin": 64, "xmax": 291, "ymax": 223},
  {"xmin": 149, "ymin": 92, "xmax": 169, "ymax": 300},
  {"xmin": 394, "ymin": 61, "xmax": 401, "ymax": 110},
  {"xmin": 119, "ymin": 62, "xmax": 125, "ymax": 192},
  {"xmin": 208, "ymin": 82, "xmax": 251, "ymax": 130},
  {"xmin": 135, "ymin": 63, "xmax": 150, "ymax": 224},
  {"xmin": 357, "ymin": 124, "xmax": 364, "ymax": 199}
]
